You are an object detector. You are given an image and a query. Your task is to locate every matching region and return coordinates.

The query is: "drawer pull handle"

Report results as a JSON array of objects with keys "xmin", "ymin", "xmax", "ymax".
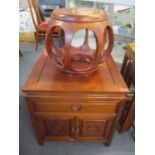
[{"xmin": 71, "ymin": 104, "xmax": 82, "ymax": 112}]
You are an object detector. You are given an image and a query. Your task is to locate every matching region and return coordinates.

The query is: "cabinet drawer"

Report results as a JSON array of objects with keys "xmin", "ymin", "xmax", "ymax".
[{"xmin": 33, "ymin": 100, "xmax": 117, "ymax": 113}]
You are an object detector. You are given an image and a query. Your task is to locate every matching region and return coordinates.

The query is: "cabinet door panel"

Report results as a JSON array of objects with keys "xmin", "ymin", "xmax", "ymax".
[
  {"xmin": 82, "ymin": 120, "xmax": 106, "ymax": 137},
  {"xmin": 81, "ymin": 118, "xmax": 114, "ymax": 138},
  {"xmin": 44, "ymin": 118, "xmax": 71, "ymax": 137}
]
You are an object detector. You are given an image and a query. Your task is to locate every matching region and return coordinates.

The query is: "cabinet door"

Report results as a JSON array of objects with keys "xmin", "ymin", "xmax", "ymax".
[
  {"xmin": 34, "ymin": 114, "xmax": 114, "ymax": 142},
  {"xmin": 80, "ymin": 117, "xmax": 114, "ymax": 139},
  {"xmin": 44, "ymin": 118, "xmax": 72, "ymax": 137}
]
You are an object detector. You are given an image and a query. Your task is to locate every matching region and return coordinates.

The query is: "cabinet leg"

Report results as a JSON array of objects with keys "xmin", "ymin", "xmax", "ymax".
[
  {"xmin": 38, "ymin": 140, "xmax": 44, "ymax": 145},
  {"xmin": 104, "ymin": 142, "xmax": 110, "ymax": 147},
  {"xmin": 19, "ymin": 50, "xmax": 23, "ymax": 57}
]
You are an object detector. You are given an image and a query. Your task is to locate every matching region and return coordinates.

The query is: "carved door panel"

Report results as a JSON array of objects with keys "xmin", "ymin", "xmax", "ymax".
[
  {"xmin": 44, "ymin": 118, "xmax": 72, "ymax": 137},
  {"xmin": 43, "ymin": 117, "xmax": 81, "ymax": 139},
  {"xmin": 80, "ymin": 117, "xmax": 114, "ymax": 138}
]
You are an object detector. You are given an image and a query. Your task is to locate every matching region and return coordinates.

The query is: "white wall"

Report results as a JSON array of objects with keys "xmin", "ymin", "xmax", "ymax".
[
  {"xmin": 19, "ymin": 0, "xmax": 28, "ymax": 8},
  {"xmin": 82, "ymin": 0, "xmax": 135, "ymax": 6}
]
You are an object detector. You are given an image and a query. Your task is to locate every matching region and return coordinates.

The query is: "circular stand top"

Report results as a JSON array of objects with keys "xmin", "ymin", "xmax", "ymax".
[{"xmin": 52, "ymin": 8, "xmax": 108, "ymax": 22}]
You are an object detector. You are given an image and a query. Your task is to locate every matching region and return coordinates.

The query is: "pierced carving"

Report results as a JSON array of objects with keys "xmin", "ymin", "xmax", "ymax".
[{"xmin": 46, "ymin": 8, "xmax": 114, "ymax": 76}]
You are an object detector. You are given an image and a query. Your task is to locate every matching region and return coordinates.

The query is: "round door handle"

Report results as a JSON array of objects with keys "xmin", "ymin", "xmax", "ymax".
[{"xmin": 71, "ymin": 104, "xmax": 82, "ymax": 112}]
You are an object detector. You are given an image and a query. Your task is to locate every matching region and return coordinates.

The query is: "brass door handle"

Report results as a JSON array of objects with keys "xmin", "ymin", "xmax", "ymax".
[
  {"xmin": 74, "ymin": 127, "xmax": 80, "ymax": 138},
  {"xmin": 71, "ymin": 127, "xmax": 80, "ymax": 139}
]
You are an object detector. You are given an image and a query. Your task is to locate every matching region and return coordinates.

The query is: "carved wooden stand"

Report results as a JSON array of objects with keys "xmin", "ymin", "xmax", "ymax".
[{"xmin": 46, "ymin": 8, "xmax": 114, "ymax": 76}]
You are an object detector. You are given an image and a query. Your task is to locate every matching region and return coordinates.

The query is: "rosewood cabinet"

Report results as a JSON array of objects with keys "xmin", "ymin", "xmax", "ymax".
[{"xmin": 23, "ymin": 49, "xmax": 128, "ymax": 146}]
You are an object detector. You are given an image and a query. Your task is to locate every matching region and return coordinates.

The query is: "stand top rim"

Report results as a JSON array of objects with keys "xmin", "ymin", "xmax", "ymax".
[{"xmin": 52, "ymin": 8, "xmax": 108, "ymax": 22}]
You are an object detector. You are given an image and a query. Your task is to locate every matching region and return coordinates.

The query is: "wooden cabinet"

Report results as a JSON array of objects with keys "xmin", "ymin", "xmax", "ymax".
[{"xmin": 23, "ymin": 49, "xmax": 128, "ymax": 146}]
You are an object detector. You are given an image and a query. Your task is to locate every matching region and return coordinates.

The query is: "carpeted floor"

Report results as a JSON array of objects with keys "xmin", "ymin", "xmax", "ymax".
[{"xmin": 19, "ymin": 42, "xmax": 134, "ymax": 155}]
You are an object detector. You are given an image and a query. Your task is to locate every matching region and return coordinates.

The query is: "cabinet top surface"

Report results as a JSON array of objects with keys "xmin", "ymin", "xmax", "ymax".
[{"xmin": 22, "ymin": 49, "xmax": 128, "ymax": 94}]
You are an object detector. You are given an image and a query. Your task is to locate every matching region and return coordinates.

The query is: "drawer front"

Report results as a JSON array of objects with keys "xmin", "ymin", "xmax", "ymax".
[{"xmin": 33, "ymin": 100, "xmax": 118, "ymax": 113}]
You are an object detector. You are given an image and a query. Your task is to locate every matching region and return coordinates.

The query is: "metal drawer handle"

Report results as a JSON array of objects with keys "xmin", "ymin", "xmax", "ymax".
[{"xmin": 71, "ymin": 104, "xmax": 82, "ymax": 112}]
